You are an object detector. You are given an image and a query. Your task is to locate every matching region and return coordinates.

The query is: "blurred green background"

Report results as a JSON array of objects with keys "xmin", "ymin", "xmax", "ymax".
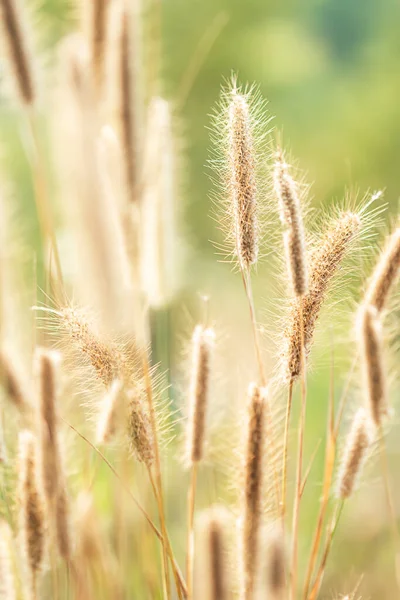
[{"xmin": 1, "ymin": 0, "xmax": 400, "ymax": 598}]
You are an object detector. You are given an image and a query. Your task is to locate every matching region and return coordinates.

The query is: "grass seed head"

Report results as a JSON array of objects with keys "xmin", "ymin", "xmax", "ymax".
[
  {"xmin": 240, "ymin": 383, "xmax": 266, "ymax": 600},
  {"xmin": 359, "ymin": 306, "xmax": 387, "ymax": 427},
  {"xmin": 274, "ymin": 150, "xmax": 308, "ymax": 297},
  {"xmin": 336, "ymin": 408, "xmax": 371, "ymax": 499},
  {"xmin": 186, "ymin": 325, "xmax": 215, "ymax": 465},
  {"xmin": 127, "ymin": 386, "xmax": 154, "ymax": 466},
  {"xmin": 365, "ymin": 227, "xmax": 400, "ymax": 313},
  {"xmin": 18, "ymin": 430, "xmax": 45, "ymax": 595},
  {"xmin": 202, "ymin": 506, "xmax": 230, "ymax": 600},
  {"xmin": 0, "ymin": 0, "xmax": 35, "ymax": 104},
  {"xmin": 284, "ymin": 211, "xmax": 361, "ymax": 382}
]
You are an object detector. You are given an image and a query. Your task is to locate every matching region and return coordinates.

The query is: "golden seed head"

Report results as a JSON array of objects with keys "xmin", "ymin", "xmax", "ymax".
[
  {"xmin": 126, "ymin": 387, "xmax": 154, "ymax": 466},
  {"xmin": 365, "ymin": 227, "xmax": 400, "ymax": 313},
  {"xmin": 228, "ymin": 90, "xmax": 258, "ymax": 269},
  {"xmin": 0, "ymin": 0, "xmax": 35, "ymax": 104},
  {"xmin": 265, "ymin": 527, "xmax": 287, "ymax": 600},
  {"xmin": 284, "ymin": 211, "xmax": 361, "ymax": 381},
  {"xmin": 359, "ymin": 305, "xmax": 387, "ymax": 427},
  {"xmin": 55, "ymin": 483, "xmax": 72, "ymax": 561},
  {"xmin": 90, "ymin": 0, "xmax": 110, "ymax": 94},
  {"xmin": 186, "ymin": 325, "xmax": 215, "ymax": 464},
  {"xmin": 18, "ymin": 430, "xmax": 45, "ymax": 590},
  {"xmin": 274, "ymin": 151, "xmax": 308, "ymax": 297},
  {"xmin": 202, "ymin": 506, "xmax": 230, "ymax": 600},
  {"xmin": 241, "ymin": 383, "xmax": 266, "ymax": 599},
  {"xmin": 337, "ymin": 408, "xmax": 371, "ymax": 499},
  {"xmin": 0, "ymin": 349, "xmax": 28, "ymax": 411},
  {"xmin": 35, "ymin": 347, "xmax": 61, "ymax": 503}
]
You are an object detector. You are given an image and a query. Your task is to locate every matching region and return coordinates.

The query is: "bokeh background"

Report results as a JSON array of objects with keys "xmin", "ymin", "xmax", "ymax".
[{"xmin": 1, "ymin": 0, "xmax": 400, "ymax": 598}]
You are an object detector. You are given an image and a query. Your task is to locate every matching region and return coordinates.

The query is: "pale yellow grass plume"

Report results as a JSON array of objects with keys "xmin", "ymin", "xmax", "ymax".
[
  {"xmin": 0, "ymin": 349, "xmax": 29, "ymax": 411},
  {"xmin": 0, "ymin": 0, "xmax": 35, "ymax": 104},
  {"xmin": 96, "ymin": 379, "xmax": 124, "ymax": 444},
  {"xmin": 284, "ymin": 211, "xmax": 361, "ymax": 381},
  {"xmin": 365, "ymin": 226, "xmax": 400, "ymax": 313},
  {"xmin": 140, "ymin": 97, "xmax": 177, "ymax": 307},
  {"xmin": 35, "ymin": 348, "xmax": 61, "ymax": 504},
  {"xmin": 18, "ymin": 430, "xmax": 45, "ymax": 598},
  {"xmin": 0, "ymin": 520, "xmax": 16, "ymax": 600},
  {"xmin": 186, "ymin": 325, "xmax": 215, "ymax": 465},
  {"xmin": 227, "ymin": 86, "xmax": 259, "ymax": 269},
  {"xmin": 336, "ymin": 408, "xmax": 371, "ymax": 499},
  {"xmin": 240, "ymin": 383, "xmax": 266, "ymax": 600},
  {"xmin": 264, "ymin": 527, "xmax": 287, "ymax": 600},
  {"xmin": 359, "ymin": 306, "xmax": 387, "ymax": 427},
  {"xmin": 54, "ymin": 36, "xmax": 133, "ymax": 333},
  {"xmin": 201, "ymin": 507, "xmax": 230, "ymax": 600},
  {"xmin": 126, "ymin": 386, "xmax": 154, "ymax": 466},
  {"xmin": 274, "ymin": 150, "xmax": 308, "ymax": 297}
]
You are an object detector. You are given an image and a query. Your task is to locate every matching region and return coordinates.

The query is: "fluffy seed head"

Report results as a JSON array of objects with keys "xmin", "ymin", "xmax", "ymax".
[
  {"xmin": 0, "ymin": 0, "xmax": 35, "ymax": 104},
  {"xmin": 35, "ymin": 348, "xmax": 61, "ymax": 503},
  {"xmin": 241, "ymin": 383, "xmax": 266, "ymax": 600},
  {"xmin": 227, "ymin": 88, "xmax": 258, "ymax": 269},
  {"xmin": 18, "ymin": 430, "xmax": 45, "ymax": 592},
  {"xmin": 359, "ymin": 306, "xmax": 387, "ymax": 427},
  {"xmin": 284, "ymin": 211, "xmax": 361, "ymax": 381},
  {"xmin": 186, "ymin": 325, "xmax": 215, "ymax": 464},
  {"xmin": 336, "ymin": 408, "xmax": 371, "ymax": 499},
  {"xmin": 55, "ymin": 483, "xmax": 72, "ymax": 561},
  {"xmin": 202, "ymin": 507, "xmax": 230, "ymax": 600},
  {"xmin": 90, "ymin": 0, "xmax": 110, "ymax": 94},
  {"xmin": 96, "ymin": 379, "xmax": 124, "ymax": 444},
  {"xmin": 365, "ymin": 227, "xmax": 400, "ymax": 313},
  {"xmin": 264, "ymin": 527, "xmax": 287, "ymax": 600},
  {"xmin": 274, "ymin": 151, "xmax": 308, "ymax": 297},
  {"xmin": 126, "ymin": 387, "xmax": 154, "ymax": 466},
  {"xmin": 0, "ymin": 350, "xmax": 28, "ymax": 411}
]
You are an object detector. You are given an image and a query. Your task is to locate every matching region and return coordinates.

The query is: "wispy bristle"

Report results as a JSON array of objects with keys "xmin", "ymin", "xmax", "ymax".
[
  {"xmin": 365, "ymin": 227, "xmax": 400, "ymax": 313},
  {"xmin": 186, "ymin": 325, "xmax": 215, "ymax": 464},
  {"xmin": 0, "ymin": 520, "xmax": 16, "ymax": 600},
  {"xmin": 0, "ymin": 0, "xmax": 35, "ymax": 104},
  {"xmin": 96, "ymin": 379, "xmax": 124, "ymax": 444},
  {"xmin": 284, "ymin": 211, "xmax": 361, "ymax": 381},
  {"xmin": 18, "ymin": 430, "xmax": 45, "ymax": 597},
  {"xmin": 274, "ymin": 151, "xmax": 308, "ymax": 297},
  {"xmin": 202, "ymin": 507, "xmax": 230, "ymax": 600},
  {"xmin": 336, "ymin": 408, "xmax": 371, "ymax": 499},
  {"xmin": 241, "ymin": 383, "xmax": 266, "ymax": 600},
  {"xmin": 36, "ymin": 348, "xmax": 61, "ymax": 504},
  {"xmin": 127, "ymin": 387, "xmax": 154, "ymax": 466},
  {"xmin": 0, "ymin": 350, "xmax": 28, "ymax": 411},
  {"xmin": 228, "ymin": 89, "xmax": 258, "ymax": 269},
  {"xmin": 359, "ymin": 306, "xmax": 387, "ymax": 427},
  {"xmin": 264, "ymin": 527, "xmax": 287, "ymax": 600}
]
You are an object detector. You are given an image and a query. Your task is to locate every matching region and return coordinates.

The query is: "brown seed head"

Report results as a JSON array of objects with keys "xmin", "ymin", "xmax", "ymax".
[
  {"xmin": 55, "ymin": 482, "xmax": 72, "ymax": 561},
  {"xmin": 359, "ymin": 306, "xmax": 387, "ymax": 427},
  {"xmin": 186, "ymin": 325, "xmax": 215, "ymax": 464},
  {"xmin": 274, "ymin": 151, "xmax": 308, "ymax": 297},
  {"xmin": 285, "ymin": 211, "xmax": 361, "ymax": 381},
  {"xmin": 265, "ymin": 528, "xmax": 287, "ymax": 600},
  {"xmin": 228, "ymin": 90, "xmax": 258, "ymax": 269},
  {"xmin": 202, "ymin": 507, "xmax": 230, "ymax": 600},
  {"xmin": 241, "ymin": 383, "xmax": 266, "ymax": 600},
  {"xmin": 18, "ymin": 431, "xmax": 45, "ymax": 593},
  {"xmin": 35, "ymin": 348, "xmax": 61, "ymax": 503},
  {"xmin": 90, "ymin": 0, "xmax": 110, "ymax": 94},
  {"xmin": 126, "ymin": 387, "xmax": 154, "ymax": 466},
  {"xmin": 0, "ymin": 0, "xmax": 35, "ymax": 104},
  {"xmin": 337, "ymin": 408, "xmax": 371, "ymax": 499},
  {"xmin": 0, "ymin": 350, "xmax": 28, "ymax": 411},
  {"xmin": 365, "ymin": 227, "xmax": 400, "ymax": 313}
]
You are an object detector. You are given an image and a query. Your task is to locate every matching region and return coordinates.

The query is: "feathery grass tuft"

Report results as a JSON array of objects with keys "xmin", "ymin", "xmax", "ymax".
[
  {"xmin": 365, "ymin": 227, "xmax": 400, "ymax": 313},
  {"xmin": 336, "ymin": 408, "xmax": 371, "ymax": 499}
]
